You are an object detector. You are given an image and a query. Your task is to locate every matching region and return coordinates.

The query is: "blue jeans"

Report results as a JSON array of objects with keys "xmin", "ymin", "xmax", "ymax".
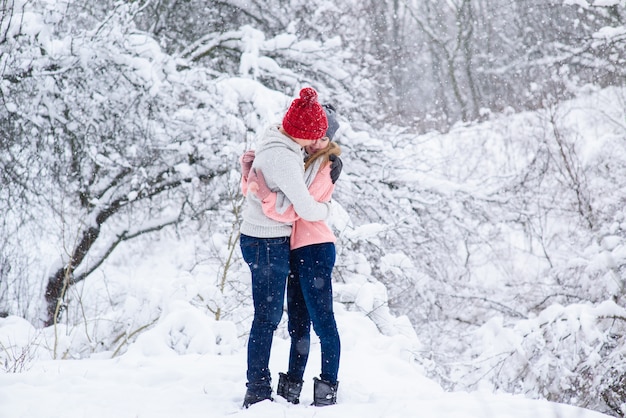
[
  {"xmin": 286, "ymin": 243, "xmax": 340, "ymax": 384},
  {"xmin": 240, "ymin": 234, "xmax": 291, "ymax": 396}
]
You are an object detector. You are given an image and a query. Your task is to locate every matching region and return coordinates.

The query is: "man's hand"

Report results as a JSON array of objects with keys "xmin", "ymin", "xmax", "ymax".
[
  {"xmin": 239, "ymin": 150, "xmax": 256, "ymax": 178},
  {"xmin": 329, "ymin": 154, "xmax": 343, "ymax": 184},
  {"xmin": 247, "ymin": 169, "xmax": 271, "ymax": 200}
]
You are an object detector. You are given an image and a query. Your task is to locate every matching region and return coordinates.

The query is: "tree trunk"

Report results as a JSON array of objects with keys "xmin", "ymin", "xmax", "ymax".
[{"xmin": 44, "ymin": 225, "xmax": 101, "ymax": 326}]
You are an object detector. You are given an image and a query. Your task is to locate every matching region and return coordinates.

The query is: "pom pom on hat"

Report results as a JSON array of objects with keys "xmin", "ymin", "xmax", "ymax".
[{"xmin": 282, "ymin": 87, "xmax": 328, "ymax": 140}]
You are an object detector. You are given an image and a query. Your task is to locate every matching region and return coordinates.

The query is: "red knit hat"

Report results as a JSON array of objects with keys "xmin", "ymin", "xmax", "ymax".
[{"xmin": 282, "ymin": 87, "xmax": 328, "ymax": 140}]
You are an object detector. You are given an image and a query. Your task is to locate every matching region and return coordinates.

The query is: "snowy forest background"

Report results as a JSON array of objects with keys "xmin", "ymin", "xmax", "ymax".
[{"xmin": 2, "ymin": 0, "xmax": 626, "ymax": 416}]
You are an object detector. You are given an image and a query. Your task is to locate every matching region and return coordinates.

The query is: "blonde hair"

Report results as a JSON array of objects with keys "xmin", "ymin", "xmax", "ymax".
[{"xmin": 304, "ymin": 141, "xmax": 341, "ymax": 171}]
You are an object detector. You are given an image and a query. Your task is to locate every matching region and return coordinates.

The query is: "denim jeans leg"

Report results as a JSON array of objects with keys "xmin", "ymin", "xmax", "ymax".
[
  {"xmin": 240, "ymin": 234, "xmax": 291, "ymax": 394},
  {"xmin": 292, "ymin": 243, "xmax": 341, "ymax": 384},
  {"xmin": 286, "ymin": 260, "xmax": 311, "ymax": 381}
]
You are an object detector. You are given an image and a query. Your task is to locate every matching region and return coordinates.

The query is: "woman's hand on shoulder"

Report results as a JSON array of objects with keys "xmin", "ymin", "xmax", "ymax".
[{"xmin": 329, "ymin": 155, "xmax": 342, "ymax": 184}]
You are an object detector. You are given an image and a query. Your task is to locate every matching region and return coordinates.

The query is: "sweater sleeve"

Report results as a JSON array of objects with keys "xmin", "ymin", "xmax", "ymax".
[
  {"xmin": 260, "ymin": 163, "xmax": 334, "ymax": 223},
  {"xmin": 262, "ymin": 151, "xmax": 331, "ymax": 222},
  {"xmin": 240, "ymin": 174, "xmax": 249, "ymax": 197}
]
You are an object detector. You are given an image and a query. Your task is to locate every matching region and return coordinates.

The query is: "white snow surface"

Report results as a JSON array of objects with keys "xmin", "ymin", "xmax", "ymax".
[{"xmin": 0, "ymin": 307, "xmax": 611, "ymax": 418}]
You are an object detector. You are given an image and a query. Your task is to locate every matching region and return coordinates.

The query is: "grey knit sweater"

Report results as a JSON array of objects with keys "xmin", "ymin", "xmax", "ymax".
[{"xmin": 240, "ymin": 125, "xmax": 332, "ymax": 238}]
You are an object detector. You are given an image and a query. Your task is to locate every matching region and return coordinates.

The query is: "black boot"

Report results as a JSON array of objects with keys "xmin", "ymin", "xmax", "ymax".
[
  {"xmin": 277, "ymin": 372, "xmax": 303, "ymax": 404},
  {"xmin": 242, "ymin": 384, "xmax": 272, "ymax": 408},
  {"xmin": 313, "ymin": 377, "xmax": 338, "ymax": 406}
]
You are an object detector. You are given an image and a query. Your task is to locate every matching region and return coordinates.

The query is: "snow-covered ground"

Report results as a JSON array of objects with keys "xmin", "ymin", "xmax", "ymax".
[{"xmin": 0, "ymin": 306, "xmax": 611, "ymax": 418}]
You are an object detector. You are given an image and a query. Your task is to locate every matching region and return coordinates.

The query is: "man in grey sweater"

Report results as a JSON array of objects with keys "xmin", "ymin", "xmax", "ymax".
[{"xmin": 239, "ymin": 87, "xmax": 332, "ymax": 408}]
